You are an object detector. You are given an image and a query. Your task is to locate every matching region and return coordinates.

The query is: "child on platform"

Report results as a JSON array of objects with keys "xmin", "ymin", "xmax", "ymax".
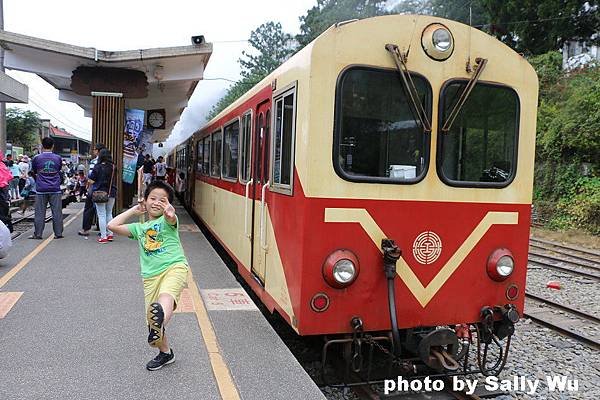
[{"xmin": 107, "ymin": 180, "xmax": 189, "ymax": 371}]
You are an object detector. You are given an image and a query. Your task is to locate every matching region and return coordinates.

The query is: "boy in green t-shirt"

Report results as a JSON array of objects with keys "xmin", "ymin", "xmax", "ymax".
[{"xmin": 108, "ymin": 180, "xmax": 189, "ymax": 371}]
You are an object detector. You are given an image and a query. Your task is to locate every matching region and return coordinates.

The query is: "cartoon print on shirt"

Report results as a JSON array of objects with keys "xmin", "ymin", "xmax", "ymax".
[{"xmin": 142, "ymin": 223, "xmax": 166, "ymax": 255}]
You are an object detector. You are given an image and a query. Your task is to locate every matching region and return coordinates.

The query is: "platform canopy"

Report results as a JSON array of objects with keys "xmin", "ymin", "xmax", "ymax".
[
  {"xmin": 0, "ymin": 30, "xmax": 212, "ymax": 143},
  {"xmin": 0, "ymin": 70, "xmax": 28, "ymax": 103}
]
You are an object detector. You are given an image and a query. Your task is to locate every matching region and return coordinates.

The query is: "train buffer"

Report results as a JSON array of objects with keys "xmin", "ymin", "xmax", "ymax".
[{"xmin": 0, "ymin": 201, "xmax": 325, "ymax": 399}]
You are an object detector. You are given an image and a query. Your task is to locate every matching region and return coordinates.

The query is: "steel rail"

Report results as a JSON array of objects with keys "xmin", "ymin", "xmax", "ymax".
[
  {"xmin": 525, "ymin": 292, "xmax": 600, "ymax": 324},
  {"xmin": 528, "ymin": 249, "xmax": 600, "ymax": 272},
  {"xmin": 529, "ymin": 242, "xmax": 600, "ymax": 266},
  {"xmin": 524, "ymin": 296, "xmax": 600, "ymax": 350},
  {"xmin": 530, "ymin": 237, "xmax": 600, "ymax": 258},
  {"xmin": 527, "ymin": 259, "xmax": 600, "ymax": 280}
]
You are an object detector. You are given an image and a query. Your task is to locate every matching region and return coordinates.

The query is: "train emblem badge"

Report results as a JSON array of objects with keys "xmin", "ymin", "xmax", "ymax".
[{"xmin": 412, "ymin": 231, "xmax": 442, "ymax": 265}]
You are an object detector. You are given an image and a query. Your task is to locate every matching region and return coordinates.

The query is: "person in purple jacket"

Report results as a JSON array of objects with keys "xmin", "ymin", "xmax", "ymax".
[{"xmin": 30, "ymin": 137, "xmax": 64, "ymax": 239}]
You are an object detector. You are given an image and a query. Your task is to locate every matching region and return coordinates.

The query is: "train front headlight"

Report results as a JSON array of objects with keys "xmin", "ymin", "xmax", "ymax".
[
  {"xmin": 421, "ymin": 23, "xmax": 454, "ymax": 61},
  {"xmin": 333, "ymin": 259, "xmax": 356, "ymax": 284},
  {"xmin": 432, "ymin": 28, "xmax": 452, "ymax": 51},
  {"xmin": 487, "ymin": 248, "xmax": 515, "ymax": 281},
  {"xmin": 496, "ymin": 255, "xmax": 514, "ymax": 277},
  {"xmin": 323, "ymin": 249, "xmax": 360, "ymax": 288}
]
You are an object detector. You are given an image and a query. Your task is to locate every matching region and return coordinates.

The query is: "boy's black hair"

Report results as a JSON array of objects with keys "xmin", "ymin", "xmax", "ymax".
[{"xmin": 144, "ymin": 180, "xmax": 174, "ymax": 203}]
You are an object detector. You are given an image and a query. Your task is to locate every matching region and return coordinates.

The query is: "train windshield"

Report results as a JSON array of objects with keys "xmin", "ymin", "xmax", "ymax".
[
  {"xmin": 334, "ymin": 67, "xmax": 431, "ymax": 183},
  {"xmin": 438, "ymin": 82, "xmax": 519, "ymax": 187}
]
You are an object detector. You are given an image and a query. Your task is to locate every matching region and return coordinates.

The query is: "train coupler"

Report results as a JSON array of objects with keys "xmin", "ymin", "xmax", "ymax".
[{"xmin": 416, "ymin": 328, "xmax": 460, "ymax": 371}]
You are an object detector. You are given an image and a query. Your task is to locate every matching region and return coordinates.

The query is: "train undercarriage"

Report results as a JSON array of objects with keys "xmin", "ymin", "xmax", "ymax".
[{"xmin": 321, "ymin": 239, "xmax": 520, "ymax": 386}]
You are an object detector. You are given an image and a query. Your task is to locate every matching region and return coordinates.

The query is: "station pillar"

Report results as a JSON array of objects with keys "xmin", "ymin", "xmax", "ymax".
[{"xmin": 92, "ymin": 95, "xmax": 125, "ymax": 212}]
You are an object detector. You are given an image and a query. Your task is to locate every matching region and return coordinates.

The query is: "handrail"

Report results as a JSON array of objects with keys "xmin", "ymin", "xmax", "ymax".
[
  {"xmin": 244, "ymin": 179, "xmax": 253, "ymax": 238},
  {"xmin": 260, "ymin": 180, "xmax": 270, "ymax": 250}
]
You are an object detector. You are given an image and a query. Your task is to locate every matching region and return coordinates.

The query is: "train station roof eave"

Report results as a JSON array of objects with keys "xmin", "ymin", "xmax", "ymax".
[
  {"xmin": 0, "ymin": 29, "xmax": 212, "ymax": 141},
  {"xmin": 0, "ymin": 70, "xmax": 28, "ymax": 103}
]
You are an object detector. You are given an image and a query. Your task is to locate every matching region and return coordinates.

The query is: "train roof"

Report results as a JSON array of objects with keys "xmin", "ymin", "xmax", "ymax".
[{"xmin": 202, "ymin": 14, "xmax": 538, "ymax": 131}]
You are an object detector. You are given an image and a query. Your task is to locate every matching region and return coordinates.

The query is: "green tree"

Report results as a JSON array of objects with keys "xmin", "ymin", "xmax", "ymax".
[
  {"xmin": 420, "ymin": 0, "xmax": 600, "ymax": 55},
  {"xmin": 538, "ymin": 66, "xmax": 600, "ymax": 164},
  {"xmin": 296, "ymin": 0, "xmax": 389, "ymax": 47},
  {"xmin": 207, "ymin": 72, "xmax": 265, "ymax": 120},
  {"xmin": 239, "ymin": 21, "xmax": 295, "ymax": 79},
  {"xmin": 528, "ymin": 51, "xmax": 563, "ymax": 99},
  {"xmin": 6, "ymin": 108, "xmax": 41, "ymax": 151},
  {"xmin": 208, "ymin": 22, "xmax": 296, "ymax": 120}
]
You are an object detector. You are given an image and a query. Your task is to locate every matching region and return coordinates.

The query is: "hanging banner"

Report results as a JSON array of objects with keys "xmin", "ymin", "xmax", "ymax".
[
  {"xmin": 123, "ymin": 109, "xmax": 145, "ymax": 184},
  {"xmin": 136, "ymin": 128, "xmax": 155, "ymax": 157}
]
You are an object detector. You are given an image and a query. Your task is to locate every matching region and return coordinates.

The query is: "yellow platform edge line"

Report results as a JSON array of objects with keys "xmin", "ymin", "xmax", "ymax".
[
  {"xmin": 187, "ymin": 271, "xmax": 241, "ymax": 400},
  {"xmin": 0, "ymin": 209, "xmax": 83, "ymax": 290}
]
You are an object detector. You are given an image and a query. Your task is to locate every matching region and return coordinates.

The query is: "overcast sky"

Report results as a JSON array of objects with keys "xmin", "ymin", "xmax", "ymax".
[{"xmin": 4, "ymin": 0, "xmax": 317, "ymax": 153}]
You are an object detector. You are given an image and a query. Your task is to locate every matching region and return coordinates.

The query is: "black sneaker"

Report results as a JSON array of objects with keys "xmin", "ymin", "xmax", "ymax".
[{"xmin": 146, "ymin": 349, "xmax": 174, "ymax": 371}]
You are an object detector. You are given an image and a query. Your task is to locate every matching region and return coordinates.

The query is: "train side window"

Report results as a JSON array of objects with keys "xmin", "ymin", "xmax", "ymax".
[
  {"xmin": 222, "ymin": 119, "xmax": 240, "ymax": 181},
  {"xmin": 271, "ymin": 84, "xmax": 296, "ymax": 194},
  {"xmin": 333, "ymin": 67, "xmax": 431, "ymax": 184},
  {"xmin": 210, "ymin": 129, "xmax": 222, "ymax": 178},
  {"xmin": 438, "ymin": 82, "xmax": 519, "ymax": 187},
  {"xmin": 240, "ymin": 111, "xmax": 252, "ymax": 182},
  {"xmin": 202, "ymin": 136, "xmax": 210, "ymax": 175},
  {"xmin": 197, "ymin": 140, "xmax": 203, "ymax": 174}
]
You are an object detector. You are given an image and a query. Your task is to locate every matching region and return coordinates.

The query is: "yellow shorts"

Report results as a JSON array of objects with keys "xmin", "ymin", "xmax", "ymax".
[{"xmin": 143, "ymin": 264, "xmax": 189, "ymax": 311}]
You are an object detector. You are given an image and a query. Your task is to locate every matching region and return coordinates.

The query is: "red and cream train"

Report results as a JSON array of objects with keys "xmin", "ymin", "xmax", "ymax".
[{"xmin": 169, "ymin": 15, "xmax": 537, "ymax": 376}]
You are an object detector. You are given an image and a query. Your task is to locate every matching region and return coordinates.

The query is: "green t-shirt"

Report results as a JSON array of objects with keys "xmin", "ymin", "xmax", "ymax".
[{"xmin": 127, "ymin": 215, "xmax": 188, "ymax": 278}]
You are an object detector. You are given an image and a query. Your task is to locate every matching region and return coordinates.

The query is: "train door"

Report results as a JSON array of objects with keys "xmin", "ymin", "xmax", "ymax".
[
  {"xmin": 186, "ymin": 141, "xmax": 195, "ymax": 207},
  {"xmin": 250, "ymin": 101, "xmax": 271, "ymax": 284}
]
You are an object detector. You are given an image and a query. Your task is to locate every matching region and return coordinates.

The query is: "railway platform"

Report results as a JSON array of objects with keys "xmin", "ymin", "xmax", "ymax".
[{"xmin": 0, "ymin": 201, "xmax": 325, "ymax": 400}]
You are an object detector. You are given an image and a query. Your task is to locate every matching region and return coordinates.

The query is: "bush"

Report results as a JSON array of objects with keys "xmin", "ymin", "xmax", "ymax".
[{"xmin": 547, "ymin": 177, "xmax": 600, "ymax": 234}]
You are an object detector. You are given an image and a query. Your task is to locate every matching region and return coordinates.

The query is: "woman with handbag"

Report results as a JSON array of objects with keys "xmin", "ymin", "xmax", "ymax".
[{"xmin": 88, "ymin": 149, "xmax": 117, "ymax": 243}]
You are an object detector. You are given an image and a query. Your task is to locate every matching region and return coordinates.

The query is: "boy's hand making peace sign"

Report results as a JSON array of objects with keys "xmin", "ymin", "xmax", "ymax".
[{"xmin": 160, "ymin": 198, "xmax": 176, "ymax": 225}]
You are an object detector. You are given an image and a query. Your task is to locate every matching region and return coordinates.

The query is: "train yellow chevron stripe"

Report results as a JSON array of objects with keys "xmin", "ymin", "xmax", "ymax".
[{"xmin": 324, "ymin": 209, "xmax": 519, "ymax": 307}]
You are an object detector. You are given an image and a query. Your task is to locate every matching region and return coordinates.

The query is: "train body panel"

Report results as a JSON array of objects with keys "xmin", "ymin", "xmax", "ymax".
[{"xmin": 174, "ymin": 14, "xmax": 538, "ymax": 373}]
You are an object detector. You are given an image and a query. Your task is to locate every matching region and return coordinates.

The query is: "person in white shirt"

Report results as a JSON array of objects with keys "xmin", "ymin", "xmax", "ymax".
[
  {"xmin": 154, "ymin": 156, "xmax": 167, "ymax": 181},
  {"xmin": 18, "ymin": 155, "xmax": 30, "ymax": 193}
]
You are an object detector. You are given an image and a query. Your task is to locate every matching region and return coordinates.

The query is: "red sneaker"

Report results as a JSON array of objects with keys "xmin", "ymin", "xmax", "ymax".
[
  {"xmin": 98, "ymin": 238, "xmax": 109, "ymax": 244},
  {"xmin": 107, "ymin": 235, "xmax": 114, "ymax": 242}
]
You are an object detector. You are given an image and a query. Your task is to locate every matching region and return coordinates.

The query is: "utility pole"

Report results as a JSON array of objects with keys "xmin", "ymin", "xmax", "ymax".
[{"xmin": 0, "ymin": 0, "xmax": 6, "ymax": 154}]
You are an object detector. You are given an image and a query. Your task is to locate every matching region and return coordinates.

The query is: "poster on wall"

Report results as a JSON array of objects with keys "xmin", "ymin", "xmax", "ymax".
[
  {"xmin": 123, "ymin": 109, "xmax": 145, "ymax": 184},
  {"xmin": 136, "ymin": 128, "xmax": 154, "ymax": 157}
]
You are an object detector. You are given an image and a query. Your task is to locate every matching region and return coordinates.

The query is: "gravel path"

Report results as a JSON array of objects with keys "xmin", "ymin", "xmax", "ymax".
[{"xmin": 494, "ymin": 318, "xmax": 600, "ymax": 399}]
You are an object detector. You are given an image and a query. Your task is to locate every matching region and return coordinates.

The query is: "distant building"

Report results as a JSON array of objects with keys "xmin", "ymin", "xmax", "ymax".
[
  {"xmin": 38, "ymin": 119, "xmax": 91, "ymax": 164},
  {"xmin": 562, "ymin": 41, "xmax": 599, "ymax": 70}
]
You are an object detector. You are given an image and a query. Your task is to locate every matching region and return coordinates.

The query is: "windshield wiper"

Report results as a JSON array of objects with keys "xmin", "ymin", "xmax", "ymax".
[
  {"xmin": 385, "ymin": 44, "xmax": 431, "ymax": 133},
  {"xmin": 441, "ymin": 57, "xmax": 488, "ymax": 133}
]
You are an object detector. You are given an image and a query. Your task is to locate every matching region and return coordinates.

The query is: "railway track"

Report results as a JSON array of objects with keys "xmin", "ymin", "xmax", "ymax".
[
  {"xmin": 524, "ymin": 292, "xmax": 600, "ymax": 350},
  {"xmin": 10, "ymin": 206, "xmax": 66, "ymax": 240},
  {"xmin": 530, "ymin": 237, "xmax": 600, "ymax": 260},
  {"xmin": 528, "ymin": 237, "xmax": 600, "ymax": 280}
]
